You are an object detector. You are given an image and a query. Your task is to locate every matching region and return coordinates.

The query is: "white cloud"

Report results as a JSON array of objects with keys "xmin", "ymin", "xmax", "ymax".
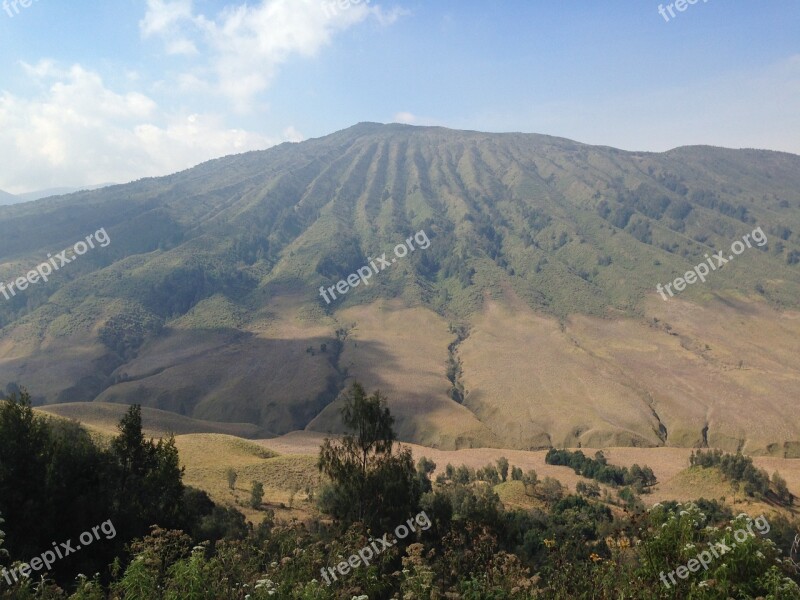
[
  {"xmin": 140, "ymin": 0, "xmax": 195, "ymax": 37},
  {"xmin": 165, "ymin": 38, "xmax": 199, "ymax": 56},
  {"xmin": 393, "ymin": 111, "xmax": 417, "ymax": 124},
  {"xmin": 391, "ymin": 112, "xmax": 440, "ymax": 126},
  {"xmin": 0, "ymin": 62, "xmax": 301, "ymax": 193},
  {"xmin": 141, "ymin": 0, "xmax": 406, "ymax": 112}
]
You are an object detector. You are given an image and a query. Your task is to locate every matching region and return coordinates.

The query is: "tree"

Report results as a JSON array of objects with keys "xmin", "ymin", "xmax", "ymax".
[
  {"xmin": 110, "ymin": 406, "xmax": 185, "ymax": 538},
  {"xmin": 0, "ymin": 389, "xmax": 49, "ymax": 558},
  {"xmin": 417, "ymin": 457, "xmax": 436, "ymax": 493},
  {"xmin": 496, "ymin": 457, "xmax": 509, "ymax": 482},
  {"xmin": 511, "ymin": 466, "xmax": 523, "ymax": 481},
  {"xmin": 522, "ymin": 470, "xmax": 539, "ymax": 496},
  {"xmin": 1, "ymin": 393, "xmax": 195, "ymax": 587},
  {"xmin": 772, "ymin": 471, "xmax": 793, "ymax": 505},
  {"xmin": 478, "ymin": 464, "xmax": 500, "ymax": 485},
  {"xmin": 538, "ymin": 477, "xmax": 564, "ymax": 503},
  {"xmin": 576, "ymin": 481, "xmax": 601, "ymax": 498},
  {"xmin": 250, "ymin": 481, "xmax": 264, "ymax": 509},
  {"xmin": 454, "ymin": 465, "xmax": 473, "ymax": 485},
  {"xmin": 226, "ymin": 468, "xmax": 237, "ymax": 491},
  {"xmin": 0, "ymin": 511, "xmax": 8, "ymax": 562},
  {"xmin": 417, "ymin": 456, "xmax": 437, "ymax": 477},
  {"xmin": 318, "ymin": 381, "xmax": 421, "ymax": 531}
]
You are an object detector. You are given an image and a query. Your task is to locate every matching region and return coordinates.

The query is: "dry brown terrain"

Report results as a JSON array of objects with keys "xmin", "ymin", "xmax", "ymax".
[
  {"xmin": 259, "ymin": 431, "xmax": 800, "ymax": 518},
  {"xmin": 307, "ymin": 299, "xmax": 498, "ymax": 447},
  {"xmin": 37, "ymin": 402, "xmax": 260, "ymax": 438},
  {"xmin": 15, "ymin": 291, "xmax": 800, "ymax": 454}
]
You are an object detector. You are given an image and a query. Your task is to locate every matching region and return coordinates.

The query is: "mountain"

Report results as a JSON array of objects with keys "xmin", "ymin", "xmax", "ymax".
[
  {"xmin": 15, "ymin": 183, "xmax": 117, "ymax": 203},
  {"xmin": 0, "ymin": 189, "xmax": 17, "ymax": 206},
  {"xmin": 0, "ymin": 184, "xmax": 116, "ymax": 206},
  {"xmin": 1, "ymin": 123, "xmax": 800, "ymax": 452}
]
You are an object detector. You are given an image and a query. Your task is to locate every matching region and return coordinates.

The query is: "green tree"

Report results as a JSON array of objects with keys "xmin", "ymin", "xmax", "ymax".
[
  {"xmin": 417, "ymin": 457, "xmax": 437, "ymax": 494},
  {"xmin": 226, "ymin": 467, "xmax": 237, "ymax": 490},
  {"xmin": 773, "ymin": 471, "xmax": 793, "ymax": 505},
  {"xmin": 0, "ymin": 389, "xmax": 49, "ymax": 558},
  {"xmin": 538, "ymin": 477, "xmax": 564, "ymax": 503},
  {"xmin": 453, "ymin": 465, "xmax": 473, "ymax": 484},
  {"xmin": 496, "ymin": 457, "xmax": 509, "ymax": 482},
  {"xmin": 478, "ymin": 464, "xmax": 500, "ymax": 485},
  {"xmin": 511, "ymin": 466, "xmax": 523, "ymax": 481},
  {"xmin": 576, "ymin": 481, "xmax": 601, "ymax": 498},
  {"xmin": 110, "ymin": 405, "xmax": 185, "ymax": 539},
  {"xmin": 0, "ymin": 511, "xmax": 8, "ymax": 562},
  {"xmin": 417, "ymin": 456, "xmax": 436, "ymax": 477},
  {"xmin": 250, "ymin": 481, "xmax": 264, "ymax": 509},
  {"xmin": 522, "ymin": 469, "xmax": 539, "ymax": 496},
  {"xmin": 318, "ymin": 381, "xmax": 421, "ymax": 531}
]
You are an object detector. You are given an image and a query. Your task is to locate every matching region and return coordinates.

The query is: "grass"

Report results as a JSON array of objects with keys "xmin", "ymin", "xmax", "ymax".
[
  {"xmin": 174, "ymin": 433, "xmax": 321, "ymax": 524},
  {"xmin": 37, "ymin": 403, "xmax": 261, "ymax": 438}
]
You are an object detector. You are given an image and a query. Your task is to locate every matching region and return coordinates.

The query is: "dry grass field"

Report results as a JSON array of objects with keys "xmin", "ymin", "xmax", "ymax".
[
  {"xmin": 8, "ymin": 291, "xmax": 800, "ymax": 455},
  {"xmin": 37, "ymin": 402, "xmax": 261, "ymax": 438},
  {"xmin": 260, "ymin": 431, "xmax": 800, "ymax": 520},
  {"xmin": 456, "ymin": 293, "xmax": 800, "ymax": 454},
  {"xmin": 32, "ymin": 405, "xmax": 800, "ymax": 525},
  {"xmin": 307, "ymin": 299, "xmax": 498, "ymax": 448},
  {"xmin": 174, "ymin": 433, "xmax": 321, "ymax": 524}
]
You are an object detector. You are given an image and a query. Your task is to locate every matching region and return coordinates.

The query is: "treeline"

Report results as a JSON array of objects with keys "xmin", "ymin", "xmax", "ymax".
[
  {"xmin": 545, "ymin": 449, "xmax": 657, "ymax": 492},
  {"xmin": 434, "ymin": 459, "xmax": 569, "ymax": 504},
  {"xmin": 690, "ymin": 449, "xmax": 793, "ymax": 505},
  {"xmin": 0, "ymin": 391, "xmax": 245, "ymax": 587}
]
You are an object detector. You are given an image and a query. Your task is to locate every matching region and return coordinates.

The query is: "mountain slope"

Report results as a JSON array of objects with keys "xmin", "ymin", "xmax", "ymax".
[
  {"xmin": 0, "ymin": 189, "xmax": 17, "ymax": 206},
  {"xmin": 1, "ymin": 123, "xmax": 800, "ymax": 451}
]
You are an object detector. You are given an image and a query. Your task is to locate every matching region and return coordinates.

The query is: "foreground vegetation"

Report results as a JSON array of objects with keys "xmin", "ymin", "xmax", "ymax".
[{"xmin": 2, "ymin": 384, "xmax": 800, "ymax": 599}]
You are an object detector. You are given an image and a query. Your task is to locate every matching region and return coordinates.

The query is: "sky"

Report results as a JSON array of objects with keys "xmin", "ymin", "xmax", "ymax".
[{"xmin": 0, "ymin": 0, "xmax": 798, "ymax": 193}]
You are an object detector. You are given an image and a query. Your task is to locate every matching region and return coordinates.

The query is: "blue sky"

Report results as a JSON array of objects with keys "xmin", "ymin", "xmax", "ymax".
[{"xmin": 0, "ymin": 0, "xmax": 798, "ymax": 193}]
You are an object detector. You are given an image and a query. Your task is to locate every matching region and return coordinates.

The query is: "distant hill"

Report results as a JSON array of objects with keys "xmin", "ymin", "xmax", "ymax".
[
  {"xmin": 36, "ymin": 402, "xmax": 263, "ymax": 438},
  {"xmin": 1, "ymin": 123, "xmax": 800, "ymax": 452},
  {"xmin": 0, "ymin": 189, "xmax": 17, "ymax": 205},
  {"xmin": 0, "ymin": 183, "xmax": 116, "ymax": 206}
]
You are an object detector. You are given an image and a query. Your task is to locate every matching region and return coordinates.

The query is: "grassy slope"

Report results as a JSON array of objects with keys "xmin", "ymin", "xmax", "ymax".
[
  {"xmin": 36, "ymin": 402, "xmax": 261, "ymax": 438},
  {"xmin": 259, "ymin": 432, "xmax": 800, "ymax": 521},
  {"xmin": 37, "ymin": 408, "xmax": 800, "ymax": 525},
  {"xmin": 2, "ymin": 124, "xmax": 800, "ymax": 451}
]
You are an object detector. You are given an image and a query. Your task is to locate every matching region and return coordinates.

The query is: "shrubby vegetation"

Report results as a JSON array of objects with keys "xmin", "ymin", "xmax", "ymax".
[
  {"xmin": 1, "ymin": 384, "xmax": 800, "ymax": 598},
  {"xmin": 0, "ymin": 390, "xmax": 245, "ymax": 591},
  {"xmin": 546, "ymin": 448, "xmax": 657, "ymax": 492},
  {"xmin": 690, "ymin": 449, "xmax": 794, "ymax": 505}
]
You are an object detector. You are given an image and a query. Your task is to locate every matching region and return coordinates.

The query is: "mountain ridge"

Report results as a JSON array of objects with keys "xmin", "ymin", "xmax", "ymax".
[{"xmin": 1, "ymin": 123, "xmax": 800, "ymax": 452}]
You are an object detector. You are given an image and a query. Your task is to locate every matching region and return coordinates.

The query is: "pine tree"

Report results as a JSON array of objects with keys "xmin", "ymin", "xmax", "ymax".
[{"xmin": 318, "ymin": 381, "xmax": 420, "ymax": 531}]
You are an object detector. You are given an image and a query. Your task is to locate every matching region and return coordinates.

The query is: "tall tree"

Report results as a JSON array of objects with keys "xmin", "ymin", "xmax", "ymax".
[
  {"xmin": 318, "ymin": 382, "xmax": 421, "ymax": 531},
  {"xmin": 110, "ymin": 405, "xmax": 185, "ymax": 539},
  {"xmin": 0, "ymin": 390, "xmax": 49, "ymax": 558},
  {"xmin": 496, "ymin": 457, "xmax": 509, "ymax": 482}
]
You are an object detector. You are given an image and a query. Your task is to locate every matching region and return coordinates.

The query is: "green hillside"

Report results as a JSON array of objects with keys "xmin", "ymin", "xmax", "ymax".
[{"xmin": 1, "ymin": 124, "xmax": 800, "ymax": 450}]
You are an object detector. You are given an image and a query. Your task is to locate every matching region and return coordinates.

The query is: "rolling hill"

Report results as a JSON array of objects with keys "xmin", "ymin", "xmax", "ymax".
[{"xmin": 2, "ymin": 123, "xmax": 800, "ymax": 452}]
